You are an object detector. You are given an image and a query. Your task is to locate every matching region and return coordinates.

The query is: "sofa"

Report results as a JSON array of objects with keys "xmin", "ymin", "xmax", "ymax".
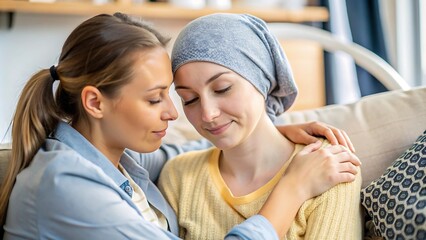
[
  {"xmin": 279, "ymin": 86, "xmax": 426, "ymax": 189},
  {"xmin": 1, "ymin": 86, "xmax": 425, "ymax": 238},
  {"xmin": 0, "ymin": 144, "xmax": 10, "ymax": 184}
]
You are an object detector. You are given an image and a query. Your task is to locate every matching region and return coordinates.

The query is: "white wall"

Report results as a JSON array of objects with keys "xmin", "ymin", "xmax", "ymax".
[
  {"xmin": 0, "ymin": 13, "xmax": 190, "ymax": 143},
  {"xmin": 0, "ymin": 13, "xmax": 83, "ymax": 143}
]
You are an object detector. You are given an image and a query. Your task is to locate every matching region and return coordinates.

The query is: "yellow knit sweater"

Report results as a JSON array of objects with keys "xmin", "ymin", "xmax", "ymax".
[{"xmin": 158, "ymin": 141, "xmax": 363, "ymax": 240}]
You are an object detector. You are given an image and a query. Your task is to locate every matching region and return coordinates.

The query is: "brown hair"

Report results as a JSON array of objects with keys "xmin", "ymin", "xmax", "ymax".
[{"xmin": 0, "ymin": 12, "xmax": 170, "ymax": 226}]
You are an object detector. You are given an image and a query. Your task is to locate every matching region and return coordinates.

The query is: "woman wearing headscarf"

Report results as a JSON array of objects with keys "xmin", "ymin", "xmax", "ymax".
[{"xmin": 159, "ymin": 13, "xmax": 362, "ymax": 240}]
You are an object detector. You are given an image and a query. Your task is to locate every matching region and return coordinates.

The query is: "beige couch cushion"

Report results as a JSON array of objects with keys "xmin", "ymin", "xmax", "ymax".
[
  {"xmin": 0, "ymin": 148, "xmax": 11, "ymax": 184},
  {"xmin": 279, "ymin": 86, "xmax": 426, "ymax": 188}
]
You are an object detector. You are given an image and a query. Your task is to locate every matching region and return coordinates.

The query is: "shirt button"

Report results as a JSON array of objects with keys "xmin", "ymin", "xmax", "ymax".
[{"xmin": 125, "ymin": 185, "xmax": 132, "ymax": 193}]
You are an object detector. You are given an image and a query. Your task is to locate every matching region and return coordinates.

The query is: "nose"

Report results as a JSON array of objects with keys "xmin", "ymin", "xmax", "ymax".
[
  {"xmin": 201, "ymin": 98, "xmax": 220, "ymax": 123},
  {"xmin": 162, "ymin": 97, "xmax": 178, "ymax": 121}
]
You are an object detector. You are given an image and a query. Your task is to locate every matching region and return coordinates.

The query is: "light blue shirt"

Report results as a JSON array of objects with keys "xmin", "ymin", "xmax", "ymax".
[{"xmin": 3, "ymin": 122, "xmax": 278, "ymax": 240}]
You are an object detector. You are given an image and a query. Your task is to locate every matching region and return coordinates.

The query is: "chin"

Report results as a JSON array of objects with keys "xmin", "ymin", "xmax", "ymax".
[{"xmin": 130, "ymin": 141, "xmax": 162, "ymax": 153}]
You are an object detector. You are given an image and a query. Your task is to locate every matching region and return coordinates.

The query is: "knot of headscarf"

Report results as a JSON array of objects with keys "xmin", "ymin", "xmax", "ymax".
[{"xmin": 171, "ymin": 13, "xmax": 298, "ymax": 122}]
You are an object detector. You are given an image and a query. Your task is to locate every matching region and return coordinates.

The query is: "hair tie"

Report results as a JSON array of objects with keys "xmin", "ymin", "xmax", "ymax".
[{"xmin": 49, "ymin": 65, "xmax": 59, "ymax": 81}]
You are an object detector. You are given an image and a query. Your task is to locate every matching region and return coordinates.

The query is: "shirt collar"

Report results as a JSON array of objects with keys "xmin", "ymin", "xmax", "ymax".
[{"xmin": 52, "ymin": 121, "xmax": 132, "ymax": 197}]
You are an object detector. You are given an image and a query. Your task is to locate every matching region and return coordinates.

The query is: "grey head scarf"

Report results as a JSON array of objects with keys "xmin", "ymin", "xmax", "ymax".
[{"xmin": 171, "ymin": 13, "xmax": 298, "ymax": 122}]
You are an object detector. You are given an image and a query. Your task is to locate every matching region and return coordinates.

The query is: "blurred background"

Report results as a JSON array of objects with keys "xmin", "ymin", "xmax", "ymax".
[{"xmin": 0, "ymin": 0, "xmax": 424, "ymax": 143}]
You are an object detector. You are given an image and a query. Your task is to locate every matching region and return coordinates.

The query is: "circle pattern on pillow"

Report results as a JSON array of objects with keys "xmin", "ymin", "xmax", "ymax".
[{"xmin": 361, "ymin": 130, "xmax": 426, "ymax": 240}]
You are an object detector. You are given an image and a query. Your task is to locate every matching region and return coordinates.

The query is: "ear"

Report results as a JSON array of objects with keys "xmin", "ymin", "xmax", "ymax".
[{"xmin": 81, "ymin": 86, "xmax": 104, "ymax": 119}]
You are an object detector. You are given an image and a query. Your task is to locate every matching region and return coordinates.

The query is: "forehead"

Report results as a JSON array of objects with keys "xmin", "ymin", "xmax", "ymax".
[
  {"xmin": 176, "ymin": 61, "xmax": 228, "ymax": 72},
  {"xmin": 175, "ymin": 61, "xmax": 262, "ymax": 87},
  {"xmin": 130, "ymin": 47, "xmax": 173, "ymax": 88},
  {"xmin": 174, "ymin": 62, "xmax": 232, "ymax": 82}
]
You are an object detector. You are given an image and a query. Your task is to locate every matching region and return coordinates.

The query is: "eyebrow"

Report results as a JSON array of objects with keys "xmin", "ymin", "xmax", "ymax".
[
  {"xmin": 146, "ymin": 85, "xmax": 168, "ymax": 92},
  {"xmin": 175, "ymin": 71, "xmax": 231, "ymax": 90}
]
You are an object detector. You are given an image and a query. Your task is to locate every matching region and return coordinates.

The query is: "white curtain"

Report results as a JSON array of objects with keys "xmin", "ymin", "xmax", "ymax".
[
  {"xmin": 326, "ymin": 0, "xmax": 360, "ymax": 104},
  {"xmin": 380, "ymin": 0, "xmax": 424, "ymax": 87}
]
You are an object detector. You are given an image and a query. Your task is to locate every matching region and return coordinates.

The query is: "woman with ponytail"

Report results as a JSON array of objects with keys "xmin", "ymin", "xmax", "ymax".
[{"xmin": 1, "ymin": 12, "xmax": 359, "ymax": 239}]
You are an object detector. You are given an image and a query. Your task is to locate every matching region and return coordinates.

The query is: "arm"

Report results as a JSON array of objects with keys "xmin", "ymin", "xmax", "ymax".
[
  {"xmin": 38, "ymin": 157, "xmax": 179, "ymax": 239},
  {"xmin": 276, "ymin": 121, "xmax": 355, "ymax": 152},
  {"xmin": 225, "ymin": 215, "xmax": 279, "ymax": 240},
  {"xmin": 259, "ymin": 141, "xmax": 361, "ymax": 238}
]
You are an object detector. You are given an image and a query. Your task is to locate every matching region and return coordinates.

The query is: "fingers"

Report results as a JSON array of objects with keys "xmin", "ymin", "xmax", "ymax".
[
  {"xmin": 342, "ymin": 152, "xmax": 362, "ymax": 167},
  {"xmin": 326, "ymin": 146, "xmax": 361, "ymax": 166},
  {"xmin": 330, "ymin": 128, "xmax": 348, "ymax": 149},
  {"xmin": 307, "ymin": 121, "xmax": 355, "ymax": 153},
  {"xmin": 321, "ymin": 125, "xmax": 348, "ymax": 150},
  {"xmin": 328, "ymin": 157, "xmax": 361, "ymax": 185},
  {"xmin": 342, "ymin": 130, "xmax": 356, "ymax": 152},
  {"xmin": 299, "ymin": 140, "xmax": 322, "ymax": 154},
  {"xmin": 308, "ymin": 121, "xmax": 338, "ymax": 145},
  {"xmin": 324, "ymin": 144, "xmax": 349, "ymax": 154},
  {"xmin": 286, "ymin": 142, "xmax": 361, "ymax": 198},
  {"xmin": 338, "ymin": 161, "xmax": 359, "ymax": 175},
  {"xmin": 277, "ymin": 122, "xmax": 356, "ymax": 153},
  {"xmin": 320, "ymin": 127, "xmax": 339, "ymax": 146},
  {"xmin": 332, "ymin": 172, "xmax": 357, "ymax": 184},
  {"xmin": 298, "ymin": 131, "xmax": 320, "ymax": 145},
  {"xmin": 276, "ymin": 124, "xmax": 320, "ymax": 145},
  {"xmin": 328, "ymin": 127, "xmax": 356, "ymax": 153}
]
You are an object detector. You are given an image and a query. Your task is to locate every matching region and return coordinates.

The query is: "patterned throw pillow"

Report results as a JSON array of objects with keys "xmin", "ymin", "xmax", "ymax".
[{"xmin": 361, "ymin": 130, "xmax": 426, "ymax": 240}]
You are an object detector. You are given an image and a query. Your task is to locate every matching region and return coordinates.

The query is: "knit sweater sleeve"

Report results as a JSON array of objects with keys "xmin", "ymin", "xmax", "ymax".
[{"xmin": 300, "ymin": 166, "xmax": 363, "ymax": 239}]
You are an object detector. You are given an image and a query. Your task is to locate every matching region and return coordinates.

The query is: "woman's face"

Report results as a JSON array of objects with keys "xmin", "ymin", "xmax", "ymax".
[
  {"xmin": 101, "ymin": 47, "xmax": 178, "ymax": 153},
  {"xmin": 174, "ymin": 61, "xmax": 265, "ymax": 150}
]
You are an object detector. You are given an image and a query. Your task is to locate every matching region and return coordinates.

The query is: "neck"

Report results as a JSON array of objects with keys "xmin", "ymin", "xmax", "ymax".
[
  {"xmin": 73, "ymin": 120, "xmax": 123, "ymax": 168},
  {"xmin": 219, "ymin": 115, "xmax": 295, "ymax": 182}
]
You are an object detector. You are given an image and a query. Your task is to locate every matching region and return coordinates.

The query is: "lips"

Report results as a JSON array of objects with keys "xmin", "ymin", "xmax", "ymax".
[
  {"xmin": 153, "ymin": 128, "xmax": 167, "ymax": 138},
  {"xmin": 205, "ymin": 121, "xmax": 233, "ymax": 135}
]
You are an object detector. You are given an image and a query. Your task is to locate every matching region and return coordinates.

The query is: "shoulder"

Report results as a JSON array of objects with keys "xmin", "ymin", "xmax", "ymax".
[
  {"xmin": 38, "ymin": 142, "xmax": 107, "ymax": 182},
  {"xmin": 311, "ymin": 172, "xmax": 362, "ymax": 209},
  {"xmin": 162, "ymin": 147, "xmax": 217, "ymax": 173},
  {"xmin": 10, "ymin": 141, "xmax": 126, "ymax": 226},
  {"xmin": 159, "ymin": 147, "xmax": 217, "ymax": 189},
  {"xmin": 300, "ymin": 138, "xmax": 362, "ymax": 205},
  {"xmin": 29, "ymin": 140, "xmax": 119, "ymax": 200}
]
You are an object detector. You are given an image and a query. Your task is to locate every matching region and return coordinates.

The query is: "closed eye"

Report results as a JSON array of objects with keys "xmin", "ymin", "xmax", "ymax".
[
  {"xmin": 215, "ymin": 86, "xmax": 231, "ymax": 94},
  {"xmin": 182, "ymin": 97, "xmax": 198, "ymax": 106},
  {"xmin": 149, "ymin": 99, "xmax": 162, "ymax": 104}
]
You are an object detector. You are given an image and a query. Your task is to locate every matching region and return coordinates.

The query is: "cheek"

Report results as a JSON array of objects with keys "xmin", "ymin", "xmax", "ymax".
[
  {"xmin": 235, "ymin": 90, "xmax": 265, "ymax": 118},
  {"xmin": 114, "ymin": 101, "xmax": 150, "ymax": 131},
  {"xmin": 183, "ymin": 107, "xmax": 199, "ymax": 126}
]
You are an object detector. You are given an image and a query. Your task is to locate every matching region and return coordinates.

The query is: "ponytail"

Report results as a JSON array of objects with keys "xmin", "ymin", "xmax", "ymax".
[
  {"xmin": 0, "ymin": 12, "xmax": 171, "ymax": 229},
  {"xmin": 0, "ymin": 69, "xmax": 61, "ymax": 226}
]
